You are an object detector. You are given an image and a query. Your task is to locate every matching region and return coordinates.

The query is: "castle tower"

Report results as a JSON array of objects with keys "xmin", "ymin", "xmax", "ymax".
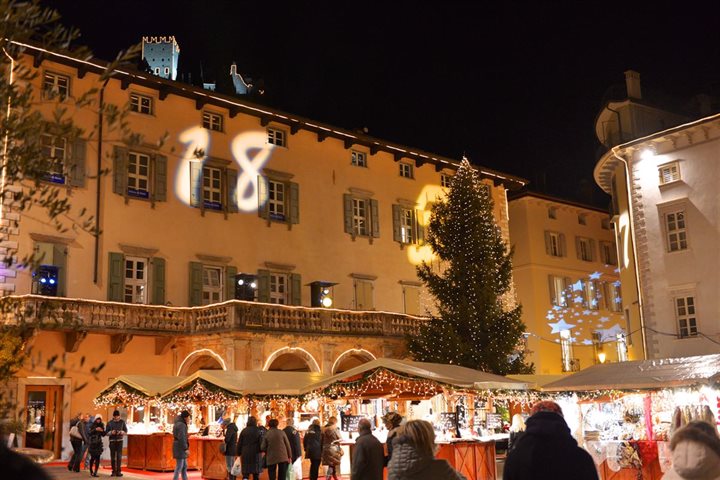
[{"xmin": 142, "ymin": 36, "xmax": 180, "ymax": 80}]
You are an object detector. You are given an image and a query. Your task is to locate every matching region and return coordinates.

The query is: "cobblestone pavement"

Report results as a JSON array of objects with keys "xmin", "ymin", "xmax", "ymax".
[{"xmin": 42, "ymin": 464, "xmax": 202, "ymax": 480}]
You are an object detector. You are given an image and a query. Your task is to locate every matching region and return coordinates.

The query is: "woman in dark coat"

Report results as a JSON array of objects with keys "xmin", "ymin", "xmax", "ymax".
[
  {"xmin": 238, "ymin": 416, "xmax": 263, "ymax": 480},
  {"xmin": 387, "ymin": 420, "xmax": 466, "ymax": 480},
  {"xmin": 303, "ymin": 419, "xmax": 322, "ymax": 480},
  {"xmin": 87, "ymin": 416, "xmax": 105, "ymax": 478},
  {"xmin": 320, "ymin": 417, "xmax": 342, "ymax": 480},
  {"xmin": 223, "ymin": 418, "xmax": 239, "ymax": 480}
]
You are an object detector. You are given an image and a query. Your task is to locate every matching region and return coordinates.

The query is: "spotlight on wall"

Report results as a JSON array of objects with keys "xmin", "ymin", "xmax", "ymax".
[
  {"xmin": 235, "ymin": 273, "xmax": 258, "ymax": 301},
  {"xmin": 598, "ymin": 352, "xmax": 607, "ymax": 364},
  {"xmin": 640, "ymin": 148, "xmax": 655, "ymax": 160},
  {"xmin": 309, "ymin": 281, "xmax": 337, "ymax": 308}
]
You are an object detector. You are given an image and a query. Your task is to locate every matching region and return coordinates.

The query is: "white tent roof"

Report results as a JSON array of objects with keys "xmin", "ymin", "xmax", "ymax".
[
  {"xmin": 97, "ymin": 375, "xmax": 185, "ymax": 399},
  {"xmin": 164, "ymin": 370, "xmax": 327, "ymax": 397},
  {"xmin": 309, "ymin": 358, "xmax": 529, "ymax": 392},
  {"xmin": 542, "ymin": 354, "xmax": 720, "ymax": 392}
]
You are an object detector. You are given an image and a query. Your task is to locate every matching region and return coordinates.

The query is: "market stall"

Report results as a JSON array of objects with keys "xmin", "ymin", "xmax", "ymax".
[
  {"xmin": 543, "ymin": 353, "xmax": 720, "ymax": 480},
  {"xmin": 306, "ymin": 358, "xmax": 532, "ymax": 480},
  {"xmin": 94, "ymin": 375, "xmax": 200, "ymax": 471},
  {"xmin": 160, "ymin": 369, "xmax": 326, "ymax": 480}
]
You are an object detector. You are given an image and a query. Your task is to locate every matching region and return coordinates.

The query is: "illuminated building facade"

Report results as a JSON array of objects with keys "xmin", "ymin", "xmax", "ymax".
[
  {"xmin": 141, "ymin": 36, "xmax": 180, "ymax": 80},
  {"xmin": 508, "ymin": 192, "xmax": 632, "ymax": 375},
  {"xmin": 594, "ymin": 71, "xmax": 720, "ymax": 360},
  {"xmin": 1, "ymin": 43, "xmax": 524, "ymax": 457}
]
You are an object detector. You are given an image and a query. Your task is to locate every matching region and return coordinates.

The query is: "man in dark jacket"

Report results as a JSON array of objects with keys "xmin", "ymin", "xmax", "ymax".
[
  {"xmin": 105, "ymin": 410, "xmax": 127, "ymax": 477},
  {"xmin": 172, "ymin": 411, "xmax": 190, "ymax": 480},
  {"xmin": 351, "ymin": 418, "xmax": 384, "ymax": 480},
  {"xmin": 283, "ymin": 417, "xmax": 302, "ymax": 476},
  {"xmin": 222, "ymin": 417, "xmax": 239, "ymax": 480},
  {"xmin": 503, "ymin": 401, "xmax": 598, "ymax": 480}
]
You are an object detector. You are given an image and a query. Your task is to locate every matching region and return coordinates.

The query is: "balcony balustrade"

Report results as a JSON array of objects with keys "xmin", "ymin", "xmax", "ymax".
[{"xmin": 0, "ymin": 295, "xmax": 426, "ymax": 338}]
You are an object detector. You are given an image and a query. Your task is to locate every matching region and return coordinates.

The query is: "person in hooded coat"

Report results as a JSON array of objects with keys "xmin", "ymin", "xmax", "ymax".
[
  {"xmin": 223, "ymin": 417, "xmax": 239, "ymax": 480},
  {"xmin": 238, "ymin": 416, "xmax": 263, "ymax": 480},
  {"xmin": 303, "ymin": 419, "xmax": 322, "ymax": 480},
  {"xmin": 172, "ymin": 411, "xmax": 191, "ymax": 480},
  {"xmin": 503, "ymin": 401, "xmax": 598, "ymax": 480},
  {"xmin": 663, "ymin": 420, "xmax": 720, "ymax": 480},
  {"xmin": 387, "ymin": 419, "xmax": 466, "ymax": 480}
]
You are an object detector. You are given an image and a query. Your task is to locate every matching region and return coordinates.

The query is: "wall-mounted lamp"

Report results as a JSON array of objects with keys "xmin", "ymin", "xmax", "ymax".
[
  {"xmin": 598, "ymin": 352, "xmax": 607, "ymax": 364},
  {"xmin": 309, "ymin": 281, "xmax": 337, "ymax": 308}
]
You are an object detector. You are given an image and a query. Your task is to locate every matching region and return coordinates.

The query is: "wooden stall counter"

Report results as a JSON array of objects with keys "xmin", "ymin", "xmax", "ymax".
[
  {"xmin": 436, "ymin": 440, "xmax": 496, "ymax": 480},
  {"xmin": 198, "ymin": 437, "xmax": 270, "ymax": 480},
  {"xmin": 127, "ymin": 434, "xmax": 200, "ymax": 472}
]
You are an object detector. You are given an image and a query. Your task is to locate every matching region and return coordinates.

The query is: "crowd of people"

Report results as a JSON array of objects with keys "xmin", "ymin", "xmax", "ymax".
[{"xmin": 55, "ymin": 400, "xmax": 720, "ymax": 480}]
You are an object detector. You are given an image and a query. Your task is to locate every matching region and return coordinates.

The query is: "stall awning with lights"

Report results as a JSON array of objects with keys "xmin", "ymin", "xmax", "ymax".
[
  {"xmin": 95, "ymin": 375, "xmax": 186, "ymax": 406},
  {"xmin": 542, "ymin": 353, "xmax": 720, "ymax": 392},
  {"xmin": 306, "ymin": 358, "xmax": 530, "ymax": 399}
]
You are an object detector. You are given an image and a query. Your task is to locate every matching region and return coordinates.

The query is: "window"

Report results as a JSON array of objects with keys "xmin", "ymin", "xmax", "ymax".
[
  {"xmin": 658, "ymin": 162, "xmax": 680, "ymax": 185},
  {"xmin": 584, "ymin": 280, "xmax": 599, "ymax": 310},
  {"xmin": 203, "ymin": 166, "xmax": 223, "ymax": 211},
  {"xmin": 393, "ymin": 205, "xmax": 421, "ymax": 245},
  {"xmin": 602, "ymin": 281, "xmax": 622, "ymax": 312},
  {"xmin": 351, "ymin": 150, "xmax": 367, "ymax": 168},
  {"xmin": 560, "ymin": 330, "xmax": 577, "ymax": 372},
  {"xmin": 675, "ymin": 296, "xmax": 697, "ymax": 338},
  {"xmin": 32, "ymin": 242, "xmax": 67, "ymax": 297},
  {"xmin": 42, "ymin": 72, "xmax": 70, "ymax": 100},
  {"xmin": 269, "ymin": 272, "xmax": 288, "ymax": 304},
  {"xmin": 548, "ymin": 207, "xmax": 557, "ymax": 219},
  {"xmin": 353, "ymin": 198, "xmax": 369, "ymax": 236},
  {"xmin": 665, "ymin": 210, "xmax": 688, "ymax": 252},
  {"xmin": 600, "ymin": 241, "xmax": 617, "ymax": 265},
  {"xmin": 267, "ymin": 127, "xmax": 286, "ymax": 147},
  {"xmin": 578, "ymin": 214, "xmax": 587, "ymax": 225},
  {"xmin": 440, "ymin": 173, "xmax": 452, "ymax": 188},
  {"xmin": 548, "ymin": 275, "xmax": 569, "ymax": 307},
  {"xmin": 576, "ymin": 237, "xmax": 594, "ymax": 262},
  {"xmin": 344, "ymin": 193, "xmax": 379, "ymax": 239},
  {"xmin": 399, "ymin": 163, "xmax": 414, "ymax": 179},
  {"xmin": 164, "ymin": 67, "xmax": 170, "ymax": 75},
  {"xmin": 124, "ymin": 256, "xmax": 148, "ymax": 304},
  {"xmin": 258, "ymin": 173, "xmax": 299, "ymax": 225},
  {"xmin": 130, "ymin": 93, "xmax": 153, "ymax": 115},
  {"xmin": 202, "ymin": 266, "xmax": 223, "ymax": 305},
  {"xmin": 354, "ymin": 278, "xmax": 374, "ymax": 310},
  {"xmin": 544, "ymin": 231, "xmax": 565, "ymax": 257},
  {"xmin": 41, "ymin": 134, "xmax": 67, "ymax": 184},
  {"xmin": 268, "ymin": 180, "xmax": 286, "ymax": 221},
  {"xmin": 127, "ymin": 152, "xmax": 151, "ymax": 199},
  {"xmin": 202, "ymin": 111, "xmax": 223, "ymax": 132},
  {"xmin": 154, "ymin": 67, "xmax": 160, "ymax": 75},
  {"xmin": 402, "ymin": 285, "xmax": 421, "ymax": 315},
  {"xmin": 113, "ymin": 147, "xmax": 167, "ymax": 202}
]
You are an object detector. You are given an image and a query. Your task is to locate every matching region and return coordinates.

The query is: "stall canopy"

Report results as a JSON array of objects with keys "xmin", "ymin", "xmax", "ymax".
[
  {"xmin": 95, "ymin": 375, "xmax": 186, "ymax": 406},
  {"xmin": 162, "ymin": 370, "xmax": 327, "ymax": 400},
  {"xmin": 309, "ymin": 358, "xmax": 530, "ymax": 395},
  {"xmin": 542, "ymin": 353, "xmax": 720, "ymax": 392}
]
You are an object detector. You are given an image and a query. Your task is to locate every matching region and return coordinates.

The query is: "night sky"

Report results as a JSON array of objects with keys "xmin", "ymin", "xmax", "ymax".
[{"xmin": 42, "ymin": 1, "xmax": 720, "ymax": 207}]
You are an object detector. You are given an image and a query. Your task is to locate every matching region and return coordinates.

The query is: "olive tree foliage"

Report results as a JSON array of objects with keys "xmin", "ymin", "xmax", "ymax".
[{"xmin": 0, "ymin": 0, "xmax": 141, "ymax": 433}]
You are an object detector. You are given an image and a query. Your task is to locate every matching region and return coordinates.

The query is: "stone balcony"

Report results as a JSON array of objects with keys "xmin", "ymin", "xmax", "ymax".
[{"xmin": 0, "ymin": 295, "xmax": 427, "ymax": 342}]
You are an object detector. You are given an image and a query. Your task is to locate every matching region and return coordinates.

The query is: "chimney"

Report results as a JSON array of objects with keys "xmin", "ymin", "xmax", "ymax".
[{"xmin": 624, "ymin": 70, "xmax": 642, "ymax": 99}]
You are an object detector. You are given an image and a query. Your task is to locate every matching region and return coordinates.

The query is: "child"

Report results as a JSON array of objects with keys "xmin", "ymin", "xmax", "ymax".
[{"xmin": 87, "ymin": 415, "xmax": 105, "ymax": 477}]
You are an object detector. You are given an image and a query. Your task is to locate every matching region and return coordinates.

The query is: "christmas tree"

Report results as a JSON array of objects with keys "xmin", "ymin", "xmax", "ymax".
[{"xmin": 409, "ymin": 158, "xmax": 533, "ymax": 375}]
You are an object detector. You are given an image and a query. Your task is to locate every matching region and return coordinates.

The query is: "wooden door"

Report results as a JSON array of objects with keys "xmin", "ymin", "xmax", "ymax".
[{"xmin": 24, "ymin": 385, "xmax": 64, "ymax": 458}]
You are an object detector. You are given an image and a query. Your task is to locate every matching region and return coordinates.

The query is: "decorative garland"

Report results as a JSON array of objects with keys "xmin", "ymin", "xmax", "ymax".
[
  {"xmin": 94, "ymin": 382, "xmax": 152, "ymax": 407},
  {"xmin": 162, "ymin": 378, "xmax": 240, "ymax": 406}
]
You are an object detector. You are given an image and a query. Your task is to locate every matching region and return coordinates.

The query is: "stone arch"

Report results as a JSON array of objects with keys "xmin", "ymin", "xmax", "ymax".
[
  {"xmin": 332, "ymin": 348, "xmax": 376, "ymax": 374},
  {"xmin": 177, "ymin": 348, "xmax": 227, "ymax": 376},
  {"xmin": 263, "ymin": 347, "xmax": 321, "ymax": 373}
]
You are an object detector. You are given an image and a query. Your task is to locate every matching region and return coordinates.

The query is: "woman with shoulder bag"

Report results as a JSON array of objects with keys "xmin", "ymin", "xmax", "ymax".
[
  {"xmin": 321, "ymin": 417, "xmax": 342, "ymax": 480},
  {"xmin": 67, "ymin": 413, "xmax": 83, "ymax": 472}
]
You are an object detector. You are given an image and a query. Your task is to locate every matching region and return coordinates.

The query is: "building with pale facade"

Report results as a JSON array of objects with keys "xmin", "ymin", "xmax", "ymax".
[
  {"xmin": 594, "ymin": 73, "xmax": 720, "ymax": 360},
  {"xmin": 1, "ymin": 41, "xmax": 525, "ymax": 458},
  {"xmin": 509, "ymin": 192, "xmax": 635, "ymax": 375}
]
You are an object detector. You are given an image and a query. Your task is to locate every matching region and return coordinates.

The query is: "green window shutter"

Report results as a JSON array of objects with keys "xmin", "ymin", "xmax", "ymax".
[
  {"xmin": 289, "ymin": 182, "xmax": 300, "ymax": 224},
  {"xmin": 370, "ymin": 199, "xmax": 380, "ymax": 238},
  {"xmin": 189, "ymin": 161, "xmax": 203, "ymax": 208},
  {"xmin": 392, "ymin": 204, "xmax": 402, "ymax": 242},
  {"xmin": 559, "ymin": 233, "xmax": 567, "ymax": 257},
  {"xmin": 52, "ymin": 244, "xmax": 67, "ymax": 297},
  {"xmin": 68, "ymin": 138, "xmax": 86, "ymax": 187},
  {"xmin": 112, "ymin": 146, "xmax": 128, "ymax": 195},
  {"xmin": 544, "ymin": 231, "xmax": 551, "ymax": 255},
  {"xmin": 257, "ymin": 269, "xmax": 270, "ymax": 303},
  {"xmin": 589, "ymin": 239, "xmax": 596, "ymax": 261},
  {"xmin": 343, "ymin": 194, "xmax": 354, "ymax": 234},
  {"xmin": 151, "ymin": 257, "xmax": 166, "ymax": 305},
  {"xmin": 257, "ymin": 175, "xmax": 269, "ymax": 219},
  {"xmin": 416, "ymin": 210, "xmax": 426, "ymax": 245},
  {"xmin": 290, "ymin": 273, "xmax": 301, "ymax": 306},
  {"xmin": 548, "ymin": 276, "xmax": 556, "ymax": 305},
  {"xmin": 575, "ymin": 237, "xmax": 582, "ymax": 260},
  {"xmin": 154, "ymin": 154, "xmax": 167, "ymax": 202},
  {"xmin": 225, "ymin": 265, "xmax": 237, "ymax": 301},
  {"xmin": 108, "ymin": 252, "xmax": 124, "ymax": 302},
  {"xmin": 227, "ymin": 169, "xmax": 239, "ymax": 213},
  {"xmin": 188, "ymin": 261, "xmax": 203, "ymax": 306}
]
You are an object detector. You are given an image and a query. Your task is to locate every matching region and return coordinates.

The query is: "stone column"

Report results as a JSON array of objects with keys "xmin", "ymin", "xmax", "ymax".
[
  {"xmin": 250, "ymin": 340, "xmax": 265, "ymax": 371},
  {"xmin": 222, "ymin": 338, "xmax": 235, "ymax": 370},
  {"xmin": 321, "ymin": 343, "xmax": 336, "ymax": 374},
  {"xmin": 234, "ymin": 339, "xmax": 250, "ymax": 370}
]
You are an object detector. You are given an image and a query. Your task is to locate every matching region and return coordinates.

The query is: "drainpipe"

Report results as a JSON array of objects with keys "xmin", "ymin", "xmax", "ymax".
[
  {"xmin": 606, "ymin": 105, "xmax": 624, "ymax": 145},
  {"xmin": 93, "ymin": 78, "xmax": 109, "ymax": 284},
  {"xmin": 609, "ymin": 145, "xmax": 648, "ymax": 360},
  {"xmin": 1, "ymin": 48, "xmax": 15, "ymax": 246}
]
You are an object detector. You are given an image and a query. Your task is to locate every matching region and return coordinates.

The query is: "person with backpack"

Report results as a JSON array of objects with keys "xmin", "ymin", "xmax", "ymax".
[{"xmin": 88, "ymin": 415, "xmax": 106, "ymax": 477}]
